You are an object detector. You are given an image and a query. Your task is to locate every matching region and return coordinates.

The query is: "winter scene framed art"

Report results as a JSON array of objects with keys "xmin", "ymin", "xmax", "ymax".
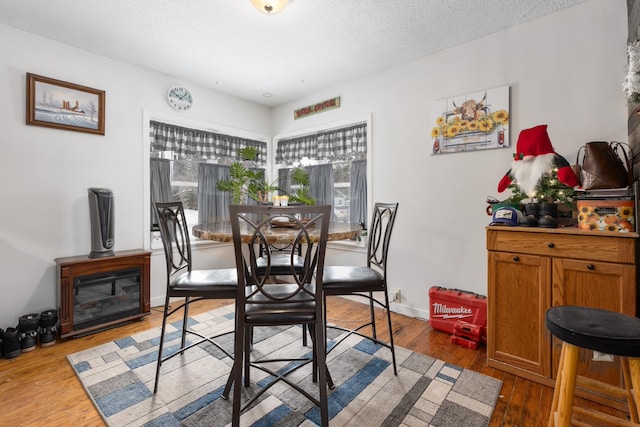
[
  {"xmin": 431, "ymin": 85, "xmax": 509, "ymax": 155},
  {"xmin": 26, "ymin": 73, "xmax": 105, "ymax": 135}
]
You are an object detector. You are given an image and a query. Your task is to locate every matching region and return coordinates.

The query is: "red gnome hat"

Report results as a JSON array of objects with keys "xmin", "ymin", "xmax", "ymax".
[{"xmin": 497, "ymin": 125, "xmax": 579, "ymax": 195}]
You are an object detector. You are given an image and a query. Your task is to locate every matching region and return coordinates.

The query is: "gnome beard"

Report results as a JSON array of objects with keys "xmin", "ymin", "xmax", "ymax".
[{"xmin": 510, "ymin": 153, "xmax": 555, "ymax": 197}]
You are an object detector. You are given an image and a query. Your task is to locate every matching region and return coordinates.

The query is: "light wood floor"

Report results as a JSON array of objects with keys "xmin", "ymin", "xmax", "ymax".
[{"xmin": 0, "ymin": 297, "xmax": 630, "ymax": 426}]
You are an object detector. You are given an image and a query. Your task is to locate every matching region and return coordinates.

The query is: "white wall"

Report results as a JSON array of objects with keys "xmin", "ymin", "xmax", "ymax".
[
  {"xmin": 272, "ymin": 0, "xmax": 628, "ymax": 319},
  {"xmin": 0, "ymin": 24, "xmax": 271, "ymax": 327},
  {"xmin": 0, "ymin": 0, "xmax": 628, "ymax": 327}
]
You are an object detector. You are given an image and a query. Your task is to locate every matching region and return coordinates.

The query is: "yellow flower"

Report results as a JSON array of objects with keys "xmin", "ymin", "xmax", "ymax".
[
  {"xmin": 468, "ymin": 121, "xmax": 479, "ymax": 131},
  {"xmin": 436, "ymin": 116, "xmax": 445, "ymax": 126},
  {"xmin": 491, "ymin": 110, "xmax": 509, "ymax": 125},
  {"xmin": 459, "ymin": 120, "xmax": 469, "ymax": 130},
  {"xmin": 447, "ymin": 124, "xmax": 460, "ymax": 137},
  {"xmin": 431, "ymin": 127, "xmax": 440, "ymax": 138},
  {"xmin": 579, "ymin": 206, "xmax": 594, "ymax": 215},
  {"xmin": 478, "ymin": 118, "xmax": 494, "ymax": 133},
  {"xmin": 618, "ymin": 206, "xmax": 634, "ymax": 219}
]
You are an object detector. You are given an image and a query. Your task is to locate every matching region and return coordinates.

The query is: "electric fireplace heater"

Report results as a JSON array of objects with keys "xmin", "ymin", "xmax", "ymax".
[{"xmin": 55, "ymin": 250, "xmax": 150, "ymax": 338}]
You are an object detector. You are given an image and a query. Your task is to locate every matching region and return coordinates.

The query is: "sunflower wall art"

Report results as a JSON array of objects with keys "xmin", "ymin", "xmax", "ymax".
[{"xmin": 431, "ymin": 85, "xmax": 510, "ymax": 154}]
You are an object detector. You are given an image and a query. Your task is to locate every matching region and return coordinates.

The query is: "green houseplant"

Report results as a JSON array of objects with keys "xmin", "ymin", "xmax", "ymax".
[
  {"xmin": 288, "ymin": 166, "xmax": 316, "ymax": 206},
  {"xmin": 217, "ymin": 146, "xmax": 281, "ymax": 204}
]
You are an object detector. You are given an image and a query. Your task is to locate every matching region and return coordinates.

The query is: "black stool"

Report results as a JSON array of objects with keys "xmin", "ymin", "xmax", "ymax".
[{"xmin": 546, "ymin": 305, "xmax": 640, "ymax": 427}]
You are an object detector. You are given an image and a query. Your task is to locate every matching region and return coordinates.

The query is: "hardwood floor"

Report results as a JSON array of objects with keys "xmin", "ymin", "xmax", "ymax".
[{"xmin": 0, "ymin": 297, "xmax": 629, "ymax": 426}]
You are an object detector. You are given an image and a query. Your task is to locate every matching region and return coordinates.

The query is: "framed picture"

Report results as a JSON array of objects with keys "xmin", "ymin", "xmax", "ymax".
[
  {"xmin": 430, "ymin": 85, "xmax": 510, "ymax": 154},
  {"xmin": 26, "ymin": 73, "xmax": 105, "ymax": 135}
]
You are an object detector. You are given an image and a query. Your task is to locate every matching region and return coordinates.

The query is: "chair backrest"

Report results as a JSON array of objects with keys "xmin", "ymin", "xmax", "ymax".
[
  {"xmin": 367, "ymin": 202, "xmax": 399, "ymax": 274},
  {"xmin": 154, "ymin": 201, "xmax": 192, "ymax": 280},
  {"xmin": 229, "ymin": 204, "xmax": 331, "ymax": 310}
]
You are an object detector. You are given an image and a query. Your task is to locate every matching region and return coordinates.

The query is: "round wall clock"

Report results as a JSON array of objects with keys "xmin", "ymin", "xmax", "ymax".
[{"xmin": 166, "ymin": 85, "xmax": 193, "ymax": 111}]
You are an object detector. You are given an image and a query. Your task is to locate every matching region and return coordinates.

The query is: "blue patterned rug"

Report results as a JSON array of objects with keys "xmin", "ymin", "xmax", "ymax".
[{"xmin": 67, "ymin": 305, "xmax": 502, "ymax": 426}]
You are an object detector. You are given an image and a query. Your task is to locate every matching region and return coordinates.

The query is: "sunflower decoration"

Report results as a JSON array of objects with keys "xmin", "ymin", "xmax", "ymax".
[
  {"xmin": 618, "ymin": 205, "xmax": 634, "ymax": 220},
  {"xmin": 491, "ymin": 109, "xmax": 509, "ymax": 125},
  {"xmin": 477, "ymin": 117, "xmax": 495, "ymax": 133},
  {"xmin": 432, "ymin": 106, "xmax": 508, "ymax": 142}
]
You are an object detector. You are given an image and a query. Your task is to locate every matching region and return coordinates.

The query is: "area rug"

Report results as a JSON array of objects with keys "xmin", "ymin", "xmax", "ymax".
[{"xmin": 67, "ymin": 305, "xmax": 502, "ymax": 427}]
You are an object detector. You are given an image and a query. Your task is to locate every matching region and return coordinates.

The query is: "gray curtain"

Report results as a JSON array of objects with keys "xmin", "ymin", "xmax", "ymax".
[
  {"xmin": 307, "ymin": 164, "xmax": 334, "ymax": 208},
  {"xmin": 278, "ymin": 168, "xmax": 291, "ymax": 196},
  {"xmin": 198, "ymin": 163, "xmax": 231, "ymax": 222},
  {"xmin": 350, "ymin": 160, "xmax": 367, "ymax": 226},
  {"xmin": 150, "ymin": 158, "xmax": 172, "ymax": 227}
]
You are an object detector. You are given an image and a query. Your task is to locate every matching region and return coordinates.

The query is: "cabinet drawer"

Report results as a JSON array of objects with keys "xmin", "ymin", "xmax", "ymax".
[{"xmin": 487, "ymin": 229, "xmax": 635, "ymax": 264}]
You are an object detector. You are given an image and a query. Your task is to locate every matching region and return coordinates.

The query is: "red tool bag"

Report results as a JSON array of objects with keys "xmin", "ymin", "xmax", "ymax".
[{"xmin": 429, "ymin": 286, "xmax": 487, "ymax": 344}]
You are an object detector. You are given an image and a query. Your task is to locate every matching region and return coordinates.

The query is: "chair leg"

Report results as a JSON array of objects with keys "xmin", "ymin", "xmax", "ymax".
[
  {"xmin": 551, "ymin": 342, "xmax": 580, "ymax": 427},
  {"xmin": 181, "ymin": 297, "xmax": 190, "ymax": 350},
  {"xmin": 313, "ymin": 319, "xmax": 329, "ymax": 427},
  {"xmin": 153, "ymin": 295, "xmax": 171, "ymax": 394},
  {"xmin": 369, "ymin": 291, "xmax": 377, "ymax": 339},
  {"xmin": 244, "ymin": 326, "xmax": 251, "ymax": 387},
  {"xmin": 383, "ymin": 290, "xmax": 397, "ymax": 375},
  {"xmin": 231, "ymin": 324, "xmax": 245, "ymax": 427},
  {"xmin": 622, "ymin": 358, "xmax": 640, "ymax": 423},
  {"xmin": 309, "ymin": 324, "xmax": 318, "ymax": 383},
  {"xmin": 629, "ymin": 358, "xmax": 640, "ymax": 424},
  {"xmin": 548, "ymin": 344, "xmax": 565, "ymax": 427},
  {"xmin": 302, "ymin": 324, "xmax": 308, "ymax": 347}
]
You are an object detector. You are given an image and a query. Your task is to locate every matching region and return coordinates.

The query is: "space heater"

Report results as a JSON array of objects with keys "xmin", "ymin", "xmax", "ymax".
[{"xmin": 88, "ymin": 187, "xmax": 114, "ymax": 258}]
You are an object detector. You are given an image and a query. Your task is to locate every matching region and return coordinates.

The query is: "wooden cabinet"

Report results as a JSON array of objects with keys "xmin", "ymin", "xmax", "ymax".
[
  {"xmin": 55, "ymin": 249, "xmax": 151, "ymax": 338},
  {"xmin": 487, "ymin": 227, "xmax": 638, "ymax": 409}
]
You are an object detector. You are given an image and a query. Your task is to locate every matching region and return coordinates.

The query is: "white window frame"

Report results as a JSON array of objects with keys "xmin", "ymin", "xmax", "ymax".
[
  {"xmin": 142, "ymin": 110, "xmax": 271, "ymax": 250},
  {"xmin": 271, "ymin": 114, "xmax": 372, "ymax": 249}
]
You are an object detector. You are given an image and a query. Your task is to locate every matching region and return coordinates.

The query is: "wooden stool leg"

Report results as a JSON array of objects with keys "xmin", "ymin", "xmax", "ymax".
[
  {"xmin": 556, "ymin": 342, "xmax": 580, "ymax": 427},
  {"xmin": 629, "ymin": 358, "xmax": 640, "ymax": 424},
  {"xmin": 622, "ymin": 358, "xmax": 640, "ymax": 423},
  {"xmin": 549, "ymin": 344, "xmax": 566, "ymax": 427}
]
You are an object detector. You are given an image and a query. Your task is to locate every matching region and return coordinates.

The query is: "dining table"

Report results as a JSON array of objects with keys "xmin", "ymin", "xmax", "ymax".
[{"xmin": 192, "ymin": 219, "xmax": 362, "ymax": 244}]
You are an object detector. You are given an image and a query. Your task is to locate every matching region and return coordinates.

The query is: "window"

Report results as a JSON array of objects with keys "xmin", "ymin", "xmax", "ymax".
[
  {"xmin": 149, "ymin": 120, "xmax": 267, "ymax": 234},
  {"xmin": 274, "ymin": 121, "xmax": 369, "ymax": 226}
]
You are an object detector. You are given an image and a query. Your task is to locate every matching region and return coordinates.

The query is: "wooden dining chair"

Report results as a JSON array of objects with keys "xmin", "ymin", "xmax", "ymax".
[
  {"xmin": 153, "ymin": 201, "xmax": 237, "ymax": 394},
  {"xmin": 224, "ymin": 204, "xmax": 331, "ymax": 427},
  {"xmin": 323, "ymin": 202, "xmax": 399, "ymax": 374}
]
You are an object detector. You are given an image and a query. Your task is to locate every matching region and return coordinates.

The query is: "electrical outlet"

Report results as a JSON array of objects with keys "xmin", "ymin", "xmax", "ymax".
[
  {"xmin": 390, "ymin": 289, "xmax": 400, "ymax": 303},
  {"xmin": 593, "ymin": 351, "xmax": 614, "ymax": 362}
]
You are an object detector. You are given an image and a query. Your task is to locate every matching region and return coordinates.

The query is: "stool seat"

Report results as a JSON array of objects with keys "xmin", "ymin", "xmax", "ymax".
[
  {"xmin": 546, "ymin": 306, "xmax": 640, "ymax": 358},
  {"xmin": 546, "ymin": 305, "xmax": 640, "ymax": 427}
]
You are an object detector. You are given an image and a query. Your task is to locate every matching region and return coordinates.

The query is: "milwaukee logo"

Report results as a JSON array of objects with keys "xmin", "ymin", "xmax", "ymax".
[{"xmin": 431, "ymin": 302, "xmax": 473, "ymax": 319}]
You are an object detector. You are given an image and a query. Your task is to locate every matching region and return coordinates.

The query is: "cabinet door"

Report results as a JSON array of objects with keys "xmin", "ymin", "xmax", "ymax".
[
  {"xmin": 488, "ymin": 251, "xmax": 551, "ymax": 376},
  {"xmin": 552, "ymin": 258, "xmax": 636, "ymax": 387}
]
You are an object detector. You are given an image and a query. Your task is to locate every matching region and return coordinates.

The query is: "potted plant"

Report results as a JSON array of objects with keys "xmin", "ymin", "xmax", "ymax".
[
  {"xmin": 216, "ymin": 161, "xmax": 253, "ymax": 204},
  {"xmin": 246, "ymin": 170, "xmax": 280, "ymax": 203},
  {"xmin": 217, "ymin": 146, "xmax": 282, "ymax": 204},
  {"xmin": 288, "ymin": 166, "xmax": 316, "ymax": 206}
]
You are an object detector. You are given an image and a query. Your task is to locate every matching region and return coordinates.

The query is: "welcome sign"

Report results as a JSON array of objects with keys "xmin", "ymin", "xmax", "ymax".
[{"xmin": 294, "ymin": 96, "xmax": 340, "ymax": 119}]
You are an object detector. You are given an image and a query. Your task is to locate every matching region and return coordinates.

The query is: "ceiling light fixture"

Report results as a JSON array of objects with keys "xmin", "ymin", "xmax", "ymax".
[{"xmin": 250, "ymin": 0, "xmax": 291, "ymax": 15}]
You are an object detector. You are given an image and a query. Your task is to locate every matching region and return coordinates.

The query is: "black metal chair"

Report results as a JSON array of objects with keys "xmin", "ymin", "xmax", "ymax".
[
  {"xmin": 546, "ymin": 305, "xmax": 640, "ymax": 426},
  {"xmin": 225, "ymin": 204, "xmax": 331, "ymax": 427},
  {"xmin": 323, "ymin": 202, "xmax": 399, "ymax": 374},
  {"xmin": 153, "ymin": 201, "xmax": 237, "ymax": 393}
]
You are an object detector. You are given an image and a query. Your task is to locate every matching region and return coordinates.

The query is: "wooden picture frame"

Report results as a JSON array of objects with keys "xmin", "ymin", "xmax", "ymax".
[{"xmin": 26, "ymin": 73, "xmax": 105, "ymax": 135}]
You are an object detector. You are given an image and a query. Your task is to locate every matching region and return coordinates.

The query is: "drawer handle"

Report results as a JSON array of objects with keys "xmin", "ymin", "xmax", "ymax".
[
  {"xmin": 548, "ymin": 243, "xmax": 555, "ymax": 248},
  {"xmin": 513, "ymin": 256, "xmax": 520, "ymax": 262},
  {"xmin": 587, "ymin": 264, "xmax": 595, "ymax": 270}
]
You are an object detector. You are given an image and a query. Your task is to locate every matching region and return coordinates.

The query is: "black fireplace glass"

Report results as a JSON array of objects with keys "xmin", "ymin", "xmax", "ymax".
[{"xmin": 73, "ymin": 267, "xmax": 142, "ymax": 330}]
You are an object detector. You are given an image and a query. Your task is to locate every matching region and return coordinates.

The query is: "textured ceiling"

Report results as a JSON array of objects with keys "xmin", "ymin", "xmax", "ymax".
[{"xmin": 0, "ymin": 0, "xmax": 589, "ymax": 107}]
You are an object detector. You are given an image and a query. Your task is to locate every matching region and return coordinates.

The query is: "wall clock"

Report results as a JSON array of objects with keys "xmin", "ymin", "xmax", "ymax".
[{"xmin": 166, "ymin": 85, "xmax": 193, "ymax": 111}]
